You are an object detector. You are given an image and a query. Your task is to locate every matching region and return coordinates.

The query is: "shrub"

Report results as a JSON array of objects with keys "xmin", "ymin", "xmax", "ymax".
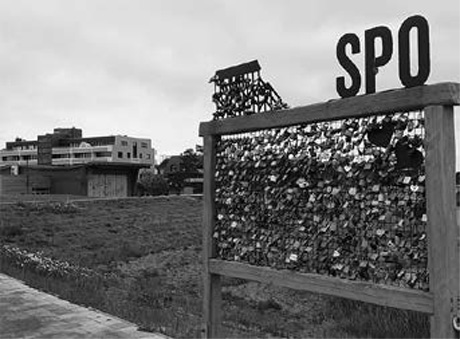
[
  {"xmin": 137, "ymin": 170, "xmax": 169, "ymax": 196},
  {"xmin": 0, "ymin": 221, "xmax": 24, "ymax": 239}
]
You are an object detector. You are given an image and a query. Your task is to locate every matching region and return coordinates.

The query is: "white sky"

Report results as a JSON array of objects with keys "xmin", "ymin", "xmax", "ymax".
[{"xmin": 0, "ymin": 0, "xmax": 459, "ymax": 156}]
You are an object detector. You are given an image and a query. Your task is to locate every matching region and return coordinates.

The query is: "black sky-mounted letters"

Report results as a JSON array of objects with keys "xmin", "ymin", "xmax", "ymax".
[
  {"xmin": 336, "ymin": 15, "xmax": 431, "ymax": 98},
  {"xmin": 398, "ymin": 15, "xmax": 430, "ymax": 88},
  {"xmin": 365, "ymin": 26, "xmax": 393, "ymax": 94},
  {"xmin": 336, "ymin": 33, "xmax": 361, "ymax": 98}
]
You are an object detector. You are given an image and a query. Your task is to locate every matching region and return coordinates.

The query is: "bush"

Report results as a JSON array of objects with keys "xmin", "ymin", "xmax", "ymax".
[
  {"xmin": 137, "ymin": 170, "xmax": 169, "ymax": 196},
  {"xmin": 0, "ymin": 221, "xmax": 24, "ymax": 239}
]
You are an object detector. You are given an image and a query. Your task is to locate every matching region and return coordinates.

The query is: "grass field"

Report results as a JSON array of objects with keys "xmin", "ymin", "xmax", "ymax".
[{"xmin": 0, "ymin": 196, "xmax": 429, "ymax": 338}]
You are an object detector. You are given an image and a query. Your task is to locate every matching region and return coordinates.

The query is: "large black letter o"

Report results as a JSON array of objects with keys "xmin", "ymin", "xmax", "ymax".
[{"xmin": 398, "ymin": 15, "xmax": 430, "ymax": 88}]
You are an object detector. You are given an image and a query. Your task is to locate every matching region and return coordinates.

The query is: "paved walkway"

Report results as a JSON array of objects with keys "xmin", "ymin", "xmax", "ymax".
[{"xmin": 0, "ymin": 274, "xmax": 168, "ymax": 339}]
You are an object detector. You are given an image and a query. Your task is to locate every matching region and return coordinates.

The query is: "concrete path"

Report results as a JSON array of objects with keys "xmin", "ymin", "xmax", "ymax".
[{"xmin": 0, "ymin": 273, "xmax": 168, "ymax": 339}]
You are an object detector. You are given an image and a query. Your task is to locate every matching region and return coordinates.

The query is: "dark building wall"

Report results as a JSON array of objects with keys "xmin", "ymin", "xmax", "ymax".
[
  {"xmin": 37, "ymin": 135, "xmax": 53, "ymax": 165},
  {"xmin": 183, "ymin": 179, "xmax": 203, "ymax": 194},
  {"xmin": 0, "ymin": 165, "xmax": 86, "ymax": 196},
  {"xmin": 5, "ymin": 140, "xmax": 37, "ymax": 150},
  {"xmin": 0, "ymin": 164, "xmax": 142, "ymax": 197},
  {"xmin": 45, "ymin": 167, "xmax": 87, "ymax": 196},
  {"xmin": 53, "ymin": 127, "xmax": 82, "ymax": 139},
  {"xmin": 0, "ymin": 166, "xmax": 51, "ymax": 195}
]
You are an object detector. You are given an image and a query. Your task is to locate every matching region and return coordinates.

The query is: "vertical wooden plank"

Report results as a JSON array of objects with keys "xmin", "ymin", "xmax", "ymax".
[
  {"xmin": 425, "ymin": 105, "xmax": 459, "ymax": 338},
  {"xmin": 107, "ymin": 174, "xmax": 114, "ymax": 197},
  {"xmin": 202, "ymin": 135, "xmax": 222, "ymax": 338},
  {"xmin": 121, "ymin": 174, "xmax": 128, "ymax": 197}
]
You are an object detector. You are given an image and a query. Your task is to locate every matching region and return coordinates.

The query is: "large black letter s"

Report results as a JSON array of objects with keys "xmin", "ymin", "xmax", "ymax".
[{"xmin": 336, "ymin": 33, "xmax": 361, "ymax": 98}]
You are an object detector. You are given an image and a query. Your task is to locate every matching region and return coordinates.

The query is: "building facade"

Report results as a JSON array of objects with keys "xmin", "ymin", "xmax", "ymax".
[
  {"xmin": 0, "ymin": 163, "xmax": 141, "ymax": 197},
  {"xmin": 0, "ymin": 127, "xmax": 156, "ymax": 167},
  {"xmin": 0, "ymin": 128, "xmax": 156, "ymax": 198}
]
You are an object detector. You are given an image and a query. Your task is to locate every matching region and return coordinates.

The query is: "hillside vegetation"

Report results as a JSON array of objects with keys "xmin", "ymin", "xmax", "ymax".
[{"xmin": 0, "ymin": 196, "xmax": 428, "ymax": 338}]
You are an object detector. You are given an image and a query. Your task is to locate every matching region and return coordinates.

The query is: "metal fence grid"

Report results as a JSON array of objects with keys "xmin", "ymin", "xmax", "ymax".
[{"xmin": 214, "ymin": 111, "xmax": 428, "ymax": 291}]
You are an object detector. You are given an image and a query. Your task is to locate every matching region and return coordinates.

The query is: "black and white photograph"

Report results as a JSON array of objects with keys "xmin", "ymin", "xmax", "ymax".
[{"xmin": 0, "ymin": 1, "xmax": 459, "ymax": 338}]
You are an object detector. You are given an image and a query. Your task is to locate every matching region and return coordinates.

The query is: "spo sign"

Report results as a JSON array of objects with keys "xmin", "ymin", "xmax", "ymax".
[{"xmin": 336, "ymin": 15, "xmax": 430, "ymax": 98}]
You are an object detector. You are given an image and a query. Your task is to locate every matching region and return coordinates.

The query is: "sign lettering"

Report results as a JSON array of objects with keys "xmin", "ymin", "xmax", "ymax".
[{"xmin": 336, "ymin": 15, "xmax": 430, "ymax": 98}]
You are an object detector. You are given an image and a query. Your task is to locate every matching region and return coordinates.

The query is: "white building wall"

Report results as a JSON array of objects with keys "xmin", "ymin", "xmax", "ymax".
[{"xmin": 0, "ymin": 135, "xmax": 155, "ymax": 167}]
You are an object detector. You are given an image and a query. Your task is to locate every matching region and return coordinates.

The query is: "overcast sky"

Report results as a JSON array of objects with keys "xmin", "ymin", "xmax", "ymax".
[{"xmin": 0, "ymin": 0, "xmax": 459, "ymax": 157}]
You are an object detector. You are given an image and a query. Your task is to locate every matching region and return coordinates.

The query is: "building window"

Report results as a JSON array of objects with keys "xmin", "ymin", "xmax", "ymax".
[
  {"xmin": 133, "ymin": 142, "xmax": 138, "ymax": 158},
  {"xmin": 52, "ymin": 154, "xmax": 71, "ymax": 159},
  {"xmin": 146, "ymin": 154, "xmax": 151, "ymax": 159},
  {"xmin": 127, "ymin": 152, "xmax": 131, "ymax": 158},
  {"xmin": 139, "ymin": 154, "xmax": 143, "ymax": 159},
  {"xmin": 118, "ymin": 152, "xmax": 123, "ymax": 158},
  {"xmin": 121, "ymin": 140, "xmax": 128, "ymax": 146},
  {"xmin": 141, "ymin": 142, "xmax": 148, "ymax": 148},
  {"xmin": 95, "ymin": 152, "xmax": 112, "ymax": 158},
  {"xmin": 74, "ymin": 153, "xmax": 91, "ymax": 158}
]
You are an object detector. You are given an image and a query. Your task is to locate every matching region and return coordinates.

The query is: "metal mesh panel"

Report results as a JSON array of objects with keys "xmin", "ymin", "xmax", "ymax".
[{"xmin": 214, "ymin": 111, "xmax": 428, "ymax": 291}]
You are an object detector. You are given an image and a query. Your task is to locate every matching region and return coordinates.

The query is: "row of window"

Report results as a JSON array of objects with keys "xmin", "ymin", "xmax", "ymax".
[
  {"xmin": 117, "ymin": 152, "xmax": 151, "ymax": 159},
  {"xmin": 13, "ymin": 142, "xmax": 115, "ymax": 150},
  {"xmin": 12, "ymin": 145, "xmax": 37, "ymax": 151},
  {"xmin": 68, "ymin": 142, "xmax": 113, "ymax": 148},
  {"xmin": 119, "ymin": 140, "xmax": 149, "ymax": 148},
  {"xmin": 10, "ymin": 139, "xmax": 150, "ymax": 150},
  {"xmin": 2, "ymin": 155, "xmax": 38, "ymax": 161},
  {"xmin": 1, "ymin": 152, "xmax": 113, "ymax": 161},
  {"xmin": 53, "ymin": 152, "xmax": 113, "ymax": 159},
  {"xmin": 2, "ymin": 151, "xmax": 152, "ymax": 162}
]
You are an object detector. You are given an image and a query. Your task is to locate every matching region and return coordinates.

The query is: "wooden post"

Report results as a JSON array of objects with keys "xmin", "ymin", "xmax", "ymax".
[
  {"xmin": 425, "ymin": 105, "xmax": 460, "ymax": 338},
  {"xmin": 202, "ymin": 135, "xmax": 222, "ymax": 338}
]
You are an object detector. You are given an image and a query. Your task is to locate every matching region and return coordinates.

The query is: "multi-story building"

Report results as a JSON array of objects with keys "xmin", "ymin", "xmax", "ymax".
[
  {"xmin": 0, "ymin": 127, "xmax": 156, "ymax": 167},
  {"xmin": 0, "ymin": 128, "xmax": 156, "ymax": 197}
]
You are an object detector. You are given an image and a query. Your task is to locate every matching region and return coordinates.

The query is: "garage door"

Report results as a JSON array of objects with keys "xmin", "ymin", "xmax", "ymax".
[{"xmin": 88, "ymin": 174, "xmax": 128, "ymax": 197}]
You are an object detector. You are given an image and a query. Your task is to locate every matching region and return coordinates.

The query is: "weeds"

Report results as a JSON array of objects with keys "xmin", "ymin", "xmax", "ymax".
[
  {"xmin": 13, "ymin": 201, "xmax": 80, "ymax": 214},
  {"xmin": 0, "ymin": 197, "xmax": 431, "ymax": 338},
  {"xmin": 0, "ymin": 246, "xmax": 114, "ymax": 310},
  {"xmin": 0, "ymin": 220, "xmax": 24, "ymax": 238},
  {"xmin": 325, "ymin": 296, "xmax": 430, "ymax": 338},
  {"xmin": 0, "ymin": 245, "xmax": 108, "ymax": 280}
]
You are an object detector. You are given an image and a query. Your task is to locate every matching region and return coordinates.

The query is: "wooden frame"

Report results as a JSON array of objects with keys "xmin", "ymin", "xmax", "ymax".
[{"xmin": 199, "ymin": 82, "xmax": 460, "ymax": 338}]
